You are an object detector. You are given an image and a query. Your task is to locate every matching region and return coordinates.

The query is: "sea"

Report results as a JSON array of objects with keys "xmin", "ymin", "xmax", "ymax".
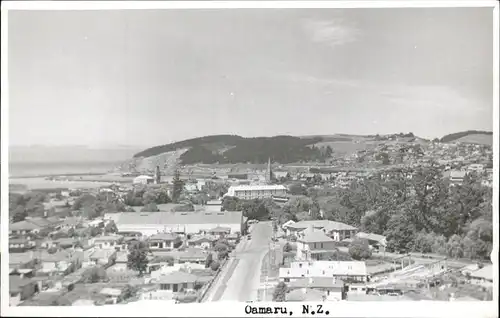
[{"xmin": 8, "ymin": 161, "xmax": 118, "ymax": 178}]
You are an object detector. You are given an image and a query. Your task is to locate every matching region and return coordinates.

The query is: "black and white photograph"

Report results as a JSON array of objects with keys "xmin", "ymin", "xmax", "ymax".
[{"xmin": 1, "ymin": 1, "xmax": 498, "ymax": 317}]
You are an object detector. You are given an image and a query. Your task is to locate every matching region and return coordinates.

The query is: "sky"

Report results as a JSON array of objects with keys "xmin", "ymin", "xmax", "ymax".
[{"xmin": 7, "ymin": 7, "xmax": 494, "ymax": 147}]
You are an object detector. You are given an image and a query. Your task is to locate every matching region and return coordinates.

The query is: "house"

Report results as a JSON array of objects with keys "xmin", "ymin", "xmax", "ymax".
[
  {"xmin": 112, "ymin": 210, "xmax": 245, "ymax": 236},
  {"xmin": 224, "ymin": 185, "xmax": 287, "ymax": 200},
  {"xmin": 355, "ymin": 232, "xmax": 387, "ymax": 250},
  {"xmin": 133, "ymin": 175, "xmax": 155, "ymax": 185},
  {"xmin": 449, "ymin": 170, "xmax": 466, "ymax": 185},
  {"xmin": 9, "ymin": 252, "xmax": 38, "ymax": 271},
  {"xmin": 467, "ymin": 164, "xmax": 484, "ymax": 174},
  {"xmin": 285, "ymin": 220, "xmax": 357, "ymax": 242},
  {"xmin": 187, "ymin": 235, "xmax": 218, "ymax": 249},
  {"xmin": 288, "ymin": 277, "xmax": 345, "ymax": 301},
  {"xmin": 279, "ymin": 261, "xmax": 368, "ymax": 283},
  {"xmin": 9, "ymin": 237, "xmax": 36, "ymax": 253},
  {"xmin": 296, "ymin": 227, "xmax": 337, "ymax": 261},
  {"xmin": 469, "ymin": 265, "xmax": 493, "ymax": 286},
  {"xmin": 155, "ymin": 271, "xmax": 200, "ymax": 293},
  {"xmin": 88, "ymin": 249, "xmax": 117, "ymax": 267},
  {"xmin": 99, "ymin": 287, "xmax": 123, "ymax": 304},
  {"xmin": 9, "ymin": 220, "xmax": 42, "ymax": 236},
  {"xmin": 58, "ymin": 217, "xmax": 84, "ymax": 231},
  {"xmin": 150, "ymin": 248, "xmax": 208, "ymax": 265},
  {"xmin": 282, "ymin": 220, "xmax": 296, "ymax": 231},
  {"xmin": 286, "ymin": 288, "xmax": 326, "ymax": 302},
  {"xmin": 204, "ymin": 200, "xmax": 223, "ymax": 212},
  {"xmin": 107, "ymin": 251, "xmax": 129, "ymax": 272},
  {"xmin": 92, "ymin": 235, "xmax": 124, "ymax": 250},
  {"xmin": 39, "ymin": 250, "xmax": 83, "ymax": 275},
  {"xmin": 148, "ymin": 233, "xmax": 182, "ymax": 250},
  {"xmin": 207, "ymin": 226, "xmax": 231, "ymax": 237},
  {"xmin": 9, "ymin": 276, "xmax": 38, "ymax": 306},
  {"xmin": 274, "ymin": 171, "xmax": 290, "ymax": 180}
]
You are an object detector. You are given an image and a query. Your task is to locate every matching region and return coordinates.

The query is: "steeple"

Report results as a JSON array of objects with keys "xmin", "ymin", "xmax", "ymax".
[{"xmin": 266, "ymin": 157, "xmax": 272, "ymax": 184}]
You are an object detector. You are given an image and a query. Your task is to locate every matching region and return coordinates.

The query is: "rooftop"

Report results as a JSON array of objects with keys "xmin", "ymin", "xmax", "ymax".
[
  {"xmin": 113, "ymin": 210, "xmax": 243, "ymax": 225},
  {"xmin": 149, "ymin": 233, "xmax": 180, "ymax": 241},
  {"xmin": 470, "ymin": 265, "xmax": 493, "ymax": 281},
  {"xmin": 155, "ymin": 271, "xmax": 199, "ymax": 284},
  {"xmin": 356, "ymin": 232, "xmax": 386, "ymax": 244},
  {"xmin": 297, "ymin": 230, "xmax": 334, "ymax": 243},
  {"xmin": 286, "ymin": 288, "xmax": 325, "ymax": 302},
  {"xmin": 227, "ymin": 185, "xmax": 287, "ymax": 191},
  {"xmin": 287, "ymin": 220, "xmax": 357, "ymax": 231},
  {"xmin": 289, "ymin": 277, "xmax": 344, "ymax": 289}
]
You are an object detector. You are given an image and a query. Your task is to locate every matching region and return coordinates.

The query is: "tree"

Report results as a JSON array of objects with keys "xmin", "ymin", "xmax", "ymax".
[
  {"xmin": 12, "ymin": 205, "xmax": 27, "ymax": 222},
  {"xmin": 283, "ymin": 243, "xmax": 292, "ymax": 253},
  {"xmin": 205, "ymin": 253, "xmax": 214, "ymax": 268},
  {"xmin": 120, "ymin": 285, "xmax": 139, "ymax": 303},
  {"xmin": 348, "ymin": 238, "xmax": 372, "ymax": 260},
  {"xmin": 447, "ymin": 234, "xmax": 464, "ymax": 258},
  {"xmin": 127, "ymin": 241, "xmax": 150, "ymax": 276},
  {"xmin": 385, "ymin": 212, "xmax": 416, "ymax": 252},
  {"xmin": 272, "ymin": 282, "xmax": 288, "ymax": 302},
  {"xmin": 210, "ymin": 260, "xmax": 220, "ymax": 271},
  {"xmin": 82, "ymin": 267, "xmax": 107, "ymax": 283},
  {"xmin": 104, "ymin": 221, "xmax": 118, "ymax": 234},
  {"xmin": 172, "ymin": 169, "xmax": 184, "ymax": 203},
  {"xmin": 413, "ymin": 230, "xmax": 434, "ymax": 253},
  {"xmin": 288, "ymin": 184, "xmax": 307, "ymax": 196}
]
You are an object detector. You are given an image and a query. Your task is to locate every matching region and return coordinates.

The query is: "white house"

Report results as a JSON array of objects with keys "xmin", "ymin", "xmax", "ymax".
[
  {"xmin": 296, "ymin": 227, "xmax": 337, "ymax": 261},
  {"xmin": 224, "ymin": 185, "xmax": 287, "ymax": 200},
  {"xmin": 133, "ymin": 175, "xmax": 155, "ymax": 185},
  {"xmin": 279, "ymin": 261, "xmax": 368, "ymax": 283}
]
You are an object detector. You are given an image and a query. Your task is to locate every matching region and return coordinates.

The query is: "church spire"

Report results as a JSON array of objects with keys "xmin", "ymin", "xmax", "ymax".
[{"xmin": 266, "ymin": 157, "xmax": 272, "ymax": 184}]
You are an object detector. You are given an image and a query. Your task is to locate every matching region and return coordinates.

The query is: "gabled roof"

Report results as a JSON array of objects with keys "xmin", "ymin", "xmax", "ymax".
[
  {"xmin": 208, "ymin": 226, "xmax": 231, "ymax": 233},
  {"xmin": 156, "ymin": 271, "xmax": 199, "ymax": 284},
  {"xmin": 9, "ymin": 221, "xmax": 42, "ymax": 231},
  {"xmin": 286, "ymin": 288, "xmax": 324, "ymax": 302},
  {"xmin": 470, "ymin": 265, "xmax": 493, "ymax": 281},
  {"xmin": 287, "ymin": 220, "xmax": 357, "ymax": 232},
  {"xmin": 149, "ymin": 233, "xmax": 180, "ymax": 241},
  {"xmin": 356, "ymin": 232, "xmax": 386, "ymax": 244},
  {"xmin": 89, "ymin": 249, "xmax": 116, "ymax": 260},
  {"xmin": 297, "ymin": 230, "xmax": 334, "ymax": 243},
  {"xmin": 93, "ymin": 235, "xmax": 123, "ymax": 242}
]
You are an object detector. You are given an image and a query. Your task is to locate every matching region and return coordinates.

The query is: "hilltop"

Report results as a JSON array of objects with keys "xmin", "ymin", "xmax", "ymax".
[
  {"xmin": 440, "ymin": 130, "xmax": 493, "ymax": 145},
  {"xmin": 130, "ymin": 133, "xmax": 430, "ymax": 166}
]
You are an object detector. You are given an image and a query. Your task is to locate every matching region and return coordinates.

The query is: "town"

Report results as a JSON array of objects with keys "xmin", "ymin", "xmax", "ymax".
[{"xmin": 6, "ymin": 133, "xmax": 494, "ymax": 306}]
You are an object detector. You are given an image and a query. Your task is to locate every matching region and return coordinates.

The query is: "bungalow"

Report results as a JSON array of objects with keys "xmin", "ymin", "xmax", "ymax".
[
  {"xmin": 58, "ymin": 217, "xmax": 84, "ymax": 231},
  {"xmin": 286, "ymin": 288, "xmax": 325, "ymax": 302},
  {"xmin": 9, "ymin": 220, "xmax": 42, "ymax": 236},
  {"xmin": 9, "ymin": 252, "xmax": 38, "ymax": 271},
  {"xmin": 9, "ymin": 276, "xmax": 38, "ymax": 306},
  {"xmin": 207, "ymin": 226, "xmax": 231, "ymax": 237},
  {"xmin": 108, "ymin": 251, "xmax": 129, "ymax": 271},
  {"xmin": 288, "ymin": 277, "xmax": 345, "ymax": 301},
  {"xmin": 187, "ymin": 235, "xmax": 218, "ymax": 250},
  {"xmin": 449, "ymin": 170, "xmax": 466, "ymax": 186},
  {"xmin": 9, "ymin": 237, "xmax": 36, "ymax": 253},
  {"xmin": 469, "ymin": 265, "xmax": 493, "ymax": 286},
  {"xmin": 88, "ymin": 249, "xmax": 117, "ymax": 267},
  {"xmin": 39, "ymin": 250, "xmax": 83, "ymax": 275},
  {"xmin": 296, "ymin": 227, "xmax": 337, "ymax": 261},
  {"xmin": 285, "ymin": 220, "xmax": 357, "ymax": 242},
  {"xmin": 148, "ymin": 233, "xmax": 182, "ymax": 250},
  {"xmin": 279, "ymin": 261, "xmax": 368, "ymax": 283},
  {"xmin": 355, "ymin": 232, "xmax": 387, "ymax": 250},
  {"xmin": 99, "ymin": 287, "xmax": 123, "ymax": 304},
  {"xmin": 156, "ymin": 271, "xmax": 200, "ymax": 293},
  {"xmin": 92, "ymin": 235, "xmax": 124, "ymax": 250}
]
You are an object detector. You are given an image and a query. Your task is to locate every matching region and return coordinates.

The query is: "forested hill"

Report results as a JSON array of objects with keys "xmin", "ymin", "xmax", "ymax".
[
  {"xmin": 133, "ymin": 135, "xmax": 327, "ymax": 164},
  {"xmin": 440, "ymin": 130, "xmax": 493, "ymax": 144}
]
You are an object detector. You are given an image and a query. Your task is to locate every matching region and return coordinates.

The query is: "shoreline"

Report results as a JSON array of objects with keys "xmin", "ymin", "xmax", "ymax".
[{"xmin": 9, "ymin": 172, "xmax": 110, "ymax": 179}]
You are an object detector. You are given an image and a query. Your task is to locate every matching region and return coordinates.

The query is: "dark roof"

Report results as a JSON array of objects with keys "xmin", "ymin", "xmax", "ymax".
[
  {"xmin": 9, "ymin": 276, "xmax": 33, "ymax": 293},
  {"xmin": 149, "ymin": 233, "xmax": 180, "ymax": 241}
]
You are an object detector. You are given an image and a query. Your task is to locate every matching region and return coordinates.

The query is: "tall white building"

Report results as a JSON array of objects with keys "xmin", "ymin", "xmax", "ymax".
[{"xmin": 224, "ymin": 185, "xmax": 287, "ymax": 200}]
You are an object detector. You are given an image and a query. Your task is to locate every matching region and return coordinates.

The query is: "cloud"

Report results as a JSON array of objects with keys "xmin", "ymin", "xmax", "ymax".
[{"xmin": 302, "ymin": 19, "xmax": 359, "ymax": 47}]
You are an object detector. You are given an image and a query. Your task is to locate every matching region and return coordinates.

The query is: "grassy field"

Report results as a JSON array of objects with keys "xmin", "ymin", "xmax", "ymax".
[{"xmin": 453, "ymin": 134, "xmax": 493, "ymax": 146}]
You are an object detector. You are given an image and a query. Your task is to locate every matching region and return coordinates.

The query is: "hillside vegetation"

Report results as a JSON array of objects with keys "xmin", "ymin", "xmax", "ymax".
[
  {"xmin": 440, "ymin": 130, "xmax": 493, "ymax": 145},
  {"xmin": 133, "ymin": 135, "xmax": 328, "ymax": 164}
]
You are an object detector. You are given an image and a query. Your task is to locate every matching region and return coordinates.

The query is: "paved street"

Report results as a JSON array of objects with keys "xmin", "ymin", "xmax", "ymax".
[{"xmin": 204, "ymin": 221, "xmax": 273, "ymax": 302}]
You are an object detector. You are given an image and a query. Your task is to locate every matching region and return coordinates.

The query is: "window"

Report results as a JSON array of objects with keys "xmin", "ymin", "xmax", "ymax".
[
  {"xmin": 284, "ymin": 278, "xmax": 290, "ymax": 282},
  {"xmin": 321, "ymin": 243, "xmax": 324, "ymax": 248}
]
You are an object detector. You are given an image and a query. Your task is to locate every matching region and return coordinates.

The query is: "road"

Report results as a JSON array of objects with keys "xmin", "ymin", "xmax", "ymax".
[{"xmin": 203, "ymin": 221, "xmax": 273, "ymax": 302}]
